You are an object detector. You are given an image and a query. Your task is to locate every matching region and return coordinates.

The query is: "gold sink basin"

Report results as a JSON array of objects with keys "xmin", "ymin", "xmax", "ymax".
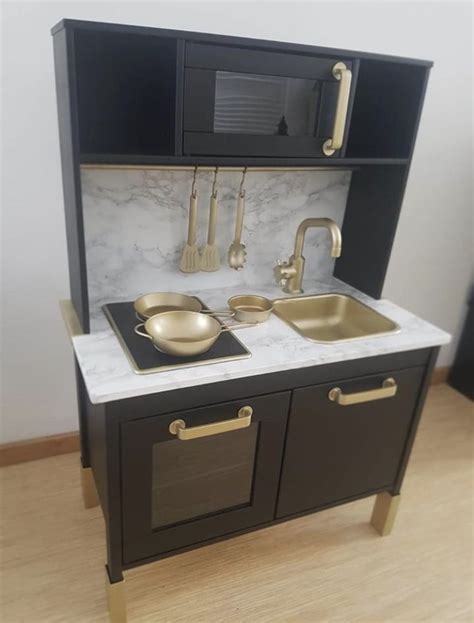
[{"xmin": 272, "ymin": 294, "xmax": 399, "ymax": 343}]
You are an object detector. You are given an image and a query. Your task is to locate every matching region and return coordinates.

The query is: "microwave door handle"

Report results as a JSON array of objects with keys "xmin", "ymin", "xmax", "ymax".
[{"xmin": 322, "ymin": 62, "xmax": 352, "ymax": 156}]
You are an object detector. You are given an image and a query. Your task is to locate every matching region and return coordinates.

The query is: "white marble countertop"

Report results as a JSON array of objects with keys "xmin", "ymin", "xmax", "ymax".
[{"xmin": 71, "ymin": 278, "xmax": 450, "ymax": 404}]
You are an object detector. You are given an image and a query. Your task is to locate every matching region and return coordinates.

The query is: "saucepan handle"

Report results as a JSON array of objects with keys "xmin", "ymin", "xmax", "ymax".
[
  {"xmin": 220, "ymin": 322, "xmax": 257, "ymax": 331},
  {"xmin": 134, "ymin": 324, "xmax": 152, "ymax": 340},
  {"xmin": 201, "ymin": 309, "xmax": 235, "ymax": 317}
]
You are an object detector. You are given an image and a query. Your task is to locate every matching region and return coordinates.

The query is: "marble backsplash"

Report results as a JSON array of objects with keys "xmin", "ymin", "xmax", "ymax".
[{"xmin": 81, "ymin": 168, "xmax": 351, "ymax": 329}]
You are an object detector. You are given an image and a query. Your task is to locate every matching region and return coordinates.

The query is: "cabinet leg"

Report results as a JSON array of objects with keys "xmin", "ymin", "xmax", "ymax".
[
  {"xmin": 370, "ymin": 492, "xmax": 400, "ymax": 536},
  {"xmin": 80, "ymin": 465, "xmax": 99, "ymax": 509},
  {"xmin": 105, "ymin": 567, "xmax": 127, "ymax": 622}
]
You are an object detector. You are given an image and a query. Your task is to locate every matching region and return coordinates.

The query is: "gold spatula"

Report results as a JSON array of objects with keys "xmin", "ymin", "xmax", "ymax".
[
  {"xmin": 200, "ymin": 168, "xmax": 221, "ymax": 272},
  {"xmin": 179, "ymin": 168, "xmax": 200, "ymax": 273}
]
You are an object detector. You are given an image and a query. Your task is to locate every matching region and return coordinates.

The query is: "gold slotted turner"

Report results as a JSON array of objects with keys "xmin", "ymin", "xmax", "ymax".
[
  {"xmin": 200, "ymin": 168, "xmax": 221, "ymax": 272},
  {"xmin": 179, "ymin": 167, "xmax": 200, "ymax": 273}
]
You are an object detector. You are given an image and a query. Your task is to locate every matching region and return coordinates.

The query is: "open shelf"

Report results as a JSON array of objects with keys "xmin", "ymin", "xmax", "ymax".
[
  {"xmin": 346, "ymin": 59, "xmax": 428, "ymax": 159},
  {"xmin": 74, "ymin": 29, "xmax": 179, "ymax": 157}
]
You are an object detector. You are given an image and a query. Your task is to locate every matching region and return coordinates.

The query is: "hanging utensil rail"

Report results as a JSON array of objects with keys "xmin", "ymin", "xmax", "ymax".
[{"xmin": 80, "ymin": 164, "xmax": 356, "ymax": 172}]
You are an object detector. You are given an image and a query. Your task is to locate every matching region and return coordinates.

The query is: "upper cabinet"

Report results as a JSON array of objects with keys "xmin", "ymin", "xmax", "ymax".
[
  {"xmin": 65, "ymin": 21, "xmax": 431, "ymax": 164},
  {"xmin": 183, "ymin": 43, "xmax": 357, "ymax": 158}
]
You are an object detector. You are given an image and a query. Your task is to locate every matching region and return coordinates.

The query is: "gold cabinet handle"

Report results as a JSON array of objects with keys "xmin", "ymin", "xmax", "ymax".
[
  {"xmin": 328, "ymin": 378, "xmax": 397, "ymax": 405},
  {"xmin": 322, "ymin": 62, "xmax": 353, "ymax": 156},
  {"xmin": 169, "ymin": 406, "xmax": 253, "ymax": 440}
]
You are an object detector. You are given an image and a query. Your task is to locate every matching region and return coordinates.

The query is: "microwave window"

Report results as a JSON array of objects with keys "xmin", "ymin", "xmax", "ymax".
[{"xmin": 214, "ymin": 71, "xmax": 321, "ymax": 136}]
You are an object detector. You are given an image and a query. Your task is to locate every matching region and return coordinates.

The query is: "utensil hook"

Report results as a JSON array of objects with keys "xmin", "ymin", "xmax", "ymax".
[
  {"xmin": 191, "ymin": 166, "xmax": 198, "ymax": 198},
  {"xmin": 211, "ymin": 167, "xmax": 219, "ymax": 198},
  {"xmin": 239, "ymin": 167, "xmax": 247, "ymax": 198}
]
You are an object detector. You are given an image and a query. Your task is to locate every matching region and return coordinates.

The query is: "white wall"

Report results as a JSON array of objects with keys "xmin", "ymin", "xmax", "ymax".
[{"xmin": 1, "ymin": 1, "xmax": 472, "ymax": 443}]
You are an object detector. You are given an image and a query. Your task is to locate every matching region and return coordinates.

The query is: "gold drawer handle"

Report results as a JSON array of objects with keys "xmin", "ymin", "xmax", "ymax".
[
  {"xmin": 169, "ymin": 406, "xmax": 253, "ymax": 440},
  {"xmin": 322, "ymin": 62, "xmax": 353, "ymax": 156},
  {"xmin": 328, "ymin": 378, "xmax": 397, "ymax": 405}
]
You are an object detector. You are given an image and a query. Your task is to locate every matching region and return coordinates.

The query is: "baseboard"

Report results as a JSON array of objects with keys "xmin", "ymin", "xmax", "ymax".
[
  {"xmin": 0, "ymin": 431, "xmax": 80, "ymax": 468},
  {"xmin": 430, "ymin": 366, "xmax": 450, "ymax": 385},
  {"xmin": 0, "ymin": 366, "xmax": 451, "ymax": 467}
]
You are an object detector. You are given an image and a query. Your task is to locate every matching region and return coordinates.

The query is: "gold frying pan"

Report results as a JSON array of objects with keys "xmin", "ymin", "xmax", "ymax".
[
  {"xmin": 134, "ymin": 292, "xmax": 202, "ymax": 319},
  {"xmin": 134, "ymin": 292, "xmax": 233, "ymax": 320},
  {"xmin": 134, "ymin": 311, "xmax": 256, "ymax": 357}
]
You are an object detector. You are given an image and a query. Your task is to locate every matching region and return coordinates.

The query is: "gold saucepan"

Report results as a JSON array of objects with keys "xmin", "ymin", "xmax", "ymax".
[
  {"xmin": 227, "ymin": 295, "xmax": 273, "ymax": 323},
  {"xmin": 134, "ymin": 311, "xmax": 256, "ymax": 357}
]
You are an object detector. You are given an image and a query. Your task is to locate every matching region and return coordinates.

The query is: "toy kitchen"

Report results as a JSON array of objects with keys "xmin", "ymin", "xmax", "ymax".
[{"xmin": 52, "ymin": 18, "xmax": 450, "ymax": 622}]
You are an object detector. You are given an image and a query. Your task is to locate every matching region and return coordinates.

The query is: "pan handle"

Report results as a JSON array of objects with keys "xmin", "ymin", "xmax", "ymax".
[
  {"xmin": 201, "ymin": 309, "xmax": 235, "ymax": 317},
  {"xmin": 220, "ymin": 322, "xmax": 257, "ymax": 331},
  {"xmin": 134, "ymin": 324, "xmax": 152, "ymax": 340}
]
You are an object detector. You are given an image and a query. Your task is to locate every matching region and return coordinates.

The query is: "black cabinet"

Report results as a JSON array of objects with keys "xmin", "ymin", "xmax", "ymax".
[
  {"xmin": 183, "ymin": 43, "xmax": 357, "ymax": 158},
  {"xmin": 276, "ymin": 366, "xmax": 425, "ymax": 518},
  {"xmin": 79, "ymin": 347, "xmax": 437, "ymax": 583},
  {"xmin": 120, "ymin": 363, "xmax": 429, "ymax": 563},
  {"xmin": 121, "ymin": 391, "xmax": 290, "ymax": 563}
]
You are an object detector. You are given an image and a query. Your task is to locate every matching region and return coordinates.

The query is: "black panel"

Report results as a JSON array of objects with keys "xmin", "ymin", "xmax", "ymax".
[
  {"xmin": 74, "ymin": 29, "xmax": 178, "ymax": 156},
  {"xmin": 75, "ymin": 359, "xmax": 90, "ymax": 465},
  {"xmin": 448, "ymin": 287, "xmax": 474, "ymax": 400},
  {"xmin": 347, "ymin": 60, "xmax": 429, "ymax": 158},
  {"xmin": 392, "ymin": 347, "xmax": 439, "ymax": 492},
  {"xmin": 52, "ymin": 28, "xmax": 89, "ymax": 331},
  {"xmin": 185, "ymin": 42, "xmax": 343, "ymax": 79},
  {"xmin": 276, "ymin": 366, "xmax": 425, "ymax": 517},
  {"xmin": 104, "ymin": 302, "xmax": 249, "ymax": 373},
  {"xmin": 184, "ymin": 132, "xmax": 329, "ymax": 157},
  {"xmin": 334, "ymin": 164, "xmax": 408, "ymax": 298},
  {"xmin": 80, "ymin": 153, "xmax": 407, "ymax": 167},
  {"xmin": 53, "ymin": 20, "xmax": 433, "ymax": 68},
  {"xmin": 173, "ymin": 39, "xmax": 185, "ymax": 156}
]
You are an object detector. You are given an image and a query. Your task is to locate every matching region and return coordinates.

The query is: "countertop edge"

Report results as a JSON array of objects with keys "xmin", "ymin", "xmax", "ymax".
[{"xmin": 84, "ymin": 334, "xmax": 450, "ymax": 404}]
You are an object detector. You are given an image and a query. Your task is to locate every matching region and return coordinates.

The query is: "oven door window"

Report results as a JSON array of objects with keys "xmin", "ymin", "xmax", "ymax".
[
  {"xmin": 151, "ymin": 424, "xmax": 258, "ymax": 530},
  {"xmin": 214, "ymin": 71, "xmax": 321, "ymax": 137}
]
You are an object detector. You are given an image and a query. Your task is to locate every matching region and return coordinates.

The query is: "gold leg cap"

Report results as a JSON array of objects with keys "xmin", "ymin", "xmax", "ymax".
[
  {"xmin": 105, "ymin": 570, "xmax": 127, "ymax": 623},
  {"xmin": 81, "ymin": 466, "xmax": 99, "ymax": 509},
  {"xmin": 371, "ymin": 492, "xmax": 400, "ymax": 536}
]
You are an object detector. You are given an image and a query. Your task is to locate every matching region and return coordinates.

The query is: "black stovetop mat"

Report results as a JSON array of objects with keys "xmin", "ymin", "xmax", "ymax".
[{"xmin": 103, "ymin": 302, "xmax": 251, "ymax": 374}]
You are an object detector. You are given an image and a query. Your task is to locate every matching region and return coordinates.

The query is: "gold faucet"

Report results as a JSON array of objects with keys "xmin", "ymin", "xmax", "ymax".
[{"xmin": 273, "ymin": 218, "xmax": 342, "ymax": 294}]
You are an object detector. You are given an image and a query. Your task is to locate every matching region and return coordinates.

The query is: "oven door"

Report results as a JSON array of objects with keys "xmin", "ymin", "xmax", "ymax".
[
  {"xmin": 121, "ymin": 392, "xmax": 290, "ymax": 563},
  {"xmin": 183, "ymin": 43, "xmax": 356, "ymax": 158}
]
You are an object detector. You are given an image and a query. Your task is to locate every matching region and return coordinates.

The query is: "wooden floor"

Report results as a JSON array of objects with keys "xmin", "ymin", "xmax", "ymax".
[{"xmin": 1, "ymin": 384, "xmax": 472, "ymax": 622}]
